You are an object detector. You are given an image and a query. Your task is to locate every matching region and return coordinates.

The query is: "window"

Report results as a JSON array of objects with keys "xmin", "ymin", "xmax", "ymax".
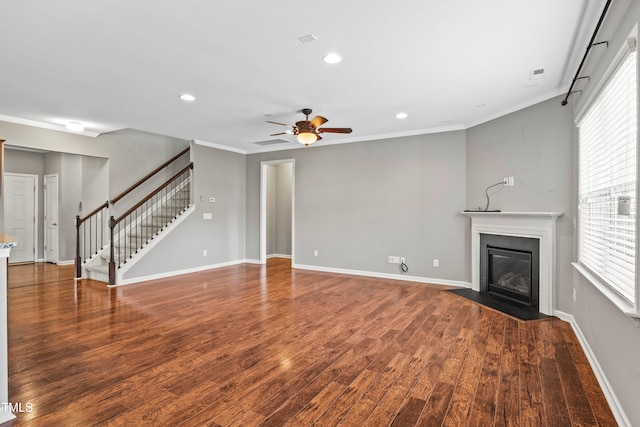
[{"xmin": 578, "ymin": 39, "xmax": 637, "ymax": 307}]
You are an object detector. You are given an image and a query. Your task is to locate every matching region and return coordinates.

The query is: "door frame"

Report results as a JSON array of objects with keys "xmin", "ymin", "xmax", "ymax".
[
  {"xmin": 260, "ymin": 159, "xmax": 295, "ymax": 265},
  {"xmin": 44, "ymin": 173, "xmax": 59, "ymax": 264},
  {"xmin": 3, "ymin": 172, "xmax": 38, "ymax": 263}
]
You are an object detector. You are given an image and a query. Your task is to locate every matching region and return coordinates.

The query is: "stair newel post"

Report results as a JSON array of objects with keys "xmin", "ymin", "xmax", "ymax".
[
  {"xmin": 109, "ymin": 216, "xmax": 116, "ymax": 286},
  {"xmin": 75, "ymin": 215, "xmax": 82, "ymax": 278}
]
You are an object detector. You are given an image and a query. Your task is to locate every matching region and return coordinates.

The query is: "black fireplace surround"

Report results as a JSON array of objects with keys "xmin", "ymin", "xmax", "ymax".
[{"xmin": 480, "ymin": 233, "xmax": 540, "ymax": 311}]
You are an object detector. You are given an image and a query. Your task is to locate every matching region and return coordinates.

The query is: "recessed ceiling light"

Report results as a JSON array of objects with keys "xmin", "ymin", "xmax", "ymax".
[
  {"xmin": 323, "ymin": 53, "xmax": 342, "ymax": 64},
  {"xmin": 180, "ymin": 94, "xmax": 196, "ymax": 102},
  {"xmin": 65, "ymin": 121, "xmax": 84, "ymax": 132},
  {"xmin": 395, "ymin": 112, "xmax": 408, "ymax": 119}
]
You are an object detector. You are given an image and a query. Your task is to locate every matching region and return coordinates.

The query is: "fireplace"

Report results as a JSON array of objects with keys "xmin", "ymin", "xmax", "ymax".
[
  {"xmin": 461, "ymin": 211, "xmax": 562, "ymax": 316},
  {"xmin": 480, "ymin": 234, "xmax": 539, "ymax": 310}
]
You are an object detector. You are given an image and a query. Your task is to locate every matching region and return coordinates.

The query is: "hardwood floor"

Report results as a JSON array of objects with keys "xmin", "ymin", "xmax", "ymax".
[{"xmin": 6, "ymin": 259, "xmax": 616, "ymax": 426}]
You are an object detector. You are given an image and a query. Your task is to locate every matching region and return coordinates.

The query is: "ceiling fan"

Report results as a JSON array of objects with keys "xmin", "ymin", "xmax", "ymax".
[{"xmin": 266, "ymin": 108, "xmax": 352, "ymax": 146}]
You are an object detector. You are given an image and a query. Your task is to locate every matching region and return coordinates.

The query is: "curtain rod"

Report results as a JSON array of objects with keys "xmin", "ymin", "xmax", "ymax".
[{"xmin": 561, "ymin": 0, "xmax": 613, "ymax": 106}]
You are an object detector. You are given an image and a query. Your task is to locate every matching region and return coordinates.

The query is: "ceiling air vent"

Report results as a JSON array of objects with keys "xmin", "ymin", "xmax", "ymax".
[
  {"xmin": 298, "ymin": 34, "xmax": 317, "ymax": 44},
  {"xmin": 253, "ymin": 138, "xmax": 290, "ymax": 146},
  {"xmin": 529, "ymin": 68, "xmax": 545, "ymax": 80}
]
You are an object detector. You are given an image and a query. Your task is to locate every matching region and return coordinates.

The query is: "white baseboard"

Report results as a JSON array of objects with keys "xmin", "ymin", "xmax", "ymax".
[
  {"xmin": 115, "ymin": 259, "xmax": 251, "ymax": 286},
  {"xmin": 244, "ymin": 259, "xmax": 264, "ymax": 265},
  {"xmin": 292, "ymin": 263, "xmax": 472, "ymax": 288},
  {"xmin": 56, "ymin": 260, "xmax": 75, "ymax": 266},
  {"xmin": 0, "ymin": 412, "xmax": 16, "ymax": 425},
  {"xmin": 554, "ymin": 310, "xmax": 631, "ymax": 427},
  {"xmin": 267, "ymin": 253, "xmax": 292, "ymax": 259}
]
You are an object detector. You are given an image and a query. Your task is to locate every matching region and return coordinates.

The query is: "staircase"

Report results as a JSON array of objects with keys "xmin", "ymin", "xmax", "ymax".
[
  {"xmin": 76, "ymin": 148, "xmax": 193, "ymax": 286},
  {"xmin": 83, "ymin": 186, "xmax": 191, "ymax": 283}
]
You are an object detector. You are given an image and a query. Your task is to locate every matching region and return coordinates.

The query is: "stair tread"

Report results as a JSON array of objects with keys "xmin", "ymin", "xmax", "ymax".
[{"xmin": 86, "ymin": 264, "xmax": 109, "ymax": 273}]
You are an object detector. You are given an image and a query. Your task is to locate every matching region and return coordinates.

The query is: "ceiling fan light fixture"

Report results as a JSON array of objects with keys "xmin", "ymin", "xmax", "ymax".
[{"xmin": 297, "ymin": 132, "xmax": 318, "ymax": 146}]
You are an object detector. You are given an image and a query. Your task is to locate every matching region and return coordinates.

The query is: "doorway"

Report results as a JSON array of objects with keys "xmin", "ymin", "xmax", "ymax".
[
  {"xmin": 44, "ymin": 174, "xmax": 59, "ymax": 263},
  {"xmin": 260, "ymin": 160, "xmax": 295, "ymax": 264},
  {"xmin": 3, "ymin": 173, "xmax": 37, "ymax": 264}
]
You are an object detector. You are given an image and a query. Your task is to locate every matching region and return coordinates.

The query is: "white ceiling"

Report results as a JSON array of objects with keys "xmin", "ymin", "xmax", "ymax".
[{"xmin": 0, "ymin": 1, "xmax": 606, "ymax": 153}]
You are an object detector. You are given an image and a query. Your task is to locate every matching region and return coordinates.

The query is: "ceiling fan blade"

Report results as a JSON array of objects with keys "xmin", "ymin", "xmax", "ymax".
[
  {"xmin": 318, "ymin": 127, "xmax": 352, "ymax": 134},
  {"xmin": 266, "ymin": 120, "xmax": 293, "ymax": 127},
  {"xmin": 309, "ymin": 115, "xmax": 328, "ymax": 129},
  {"xmin": 270, "ymin": 132, "xmax": 291, "ymax": 136}
]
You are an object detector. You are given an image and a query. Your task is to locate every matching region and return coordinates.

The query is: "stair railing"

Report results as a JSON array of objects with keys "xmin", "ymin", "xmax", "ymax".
[
  {"xmin": 75, "ymin": 147, "xmax": 191, "ymax": 281},
  {"xmin": 111, "ymin": 147, "xmax": 189, "ymax": 204},
  {"xmin": 108, "ymin": 162, "xmax": 193, "ymax": 285},
  {"xmin": 75, "ymin": 201, "xmax": 109, "ymax": 278}
]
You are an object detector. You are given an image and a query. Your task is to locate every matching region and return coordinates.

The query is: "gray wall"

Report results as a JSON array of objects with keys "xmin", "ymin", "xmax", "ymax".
[
  {"xmin": 81, "ymin": 156, "xmax": 109, "ymax": 216},
  {"xmin": 0, "ymin": 122, "xmax": 189, "ymax": 217},
  {"xmin": 1, "ymin": 121, "xmax": 189, "ymax": 262},
  {"xmin": 266, "ymin": 164, "xmax": 277, "ymax": 256},
  {"xmin": 122, "ymin": 142, "xmax": 246, "ymax": 279},
  {"xmin": 567, "ymin": 0, "xmax": 640, "ymax": 424},
  {"xmin": 247, "ymin": 131, "xmax": 468, "ymax": 281},
  {"xmin": 466, "ymin": 96, "xmax": 575, "ymax": 311},
  {"xmin": 275, "ymin": 162, "xmax": 293, "ymax": 256}
]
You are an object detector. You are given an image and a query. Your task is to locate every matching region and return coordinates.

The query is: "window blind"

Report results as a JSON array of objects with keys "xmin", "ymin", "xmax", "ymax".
[{"xmin": 578, "ymin": 49, "xmax": 637, "ymax": 304}]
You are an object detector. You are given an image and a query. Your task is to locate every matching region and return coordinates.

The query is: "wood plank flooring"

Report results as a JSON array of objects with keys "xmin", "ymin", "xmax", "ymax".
[{"xmin": 5, "ymin": 259, "xmax": 616, "ymax": 426}]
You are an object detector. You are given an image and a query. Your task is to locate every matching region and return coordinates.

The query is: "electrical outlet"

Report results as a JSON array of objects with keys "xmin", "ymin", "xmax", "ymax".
[
  {"xmin": 314, "ymin": 250, "xmax": 318, "ymax": 257},
  {"xmin": 388, "ymin": 256, "xmax": 400, "ymax": 264},
  {"xmin": 503, "ymin": 177, "xmax": 509, "ymax": 185},
  {"xmin": 433, "ymin": 259, "xmax": 439, "ymax": 267},
  {"xmin": 573, "ymin": 287, "xmax": 577, "ymax": 302},
  {"xmin": 508, "ymin": 176, "xmax": 514, "ymax": 186},
  {"xmin": 400, "ymin": 257, "xmax": 406, "ymax": 264},
  {"xmin": 203, "ymin": 249, "xmax": 208, "ymax": 256}
]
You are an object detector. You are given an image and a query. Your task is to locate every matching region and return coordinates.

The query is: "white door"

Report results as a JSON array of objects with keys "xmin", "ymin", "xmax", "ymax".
[
  {"xmin": 44, "ymin": 174, "xmax": 59, "ymax": 264},
  {"xmin": 4, "ymin": 173, "xmax": 37, "ymax": 264}
]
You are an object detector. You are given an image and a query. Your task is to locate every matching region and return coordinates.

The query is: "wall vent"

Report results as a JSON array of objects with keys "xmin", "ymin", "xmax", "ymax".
[
  {"xmin": 253, "ymin": 138, "xmax": 290, "ymax": 146},
  {"xmin": 529, "ymin": 68, "xmax": 545, "ymax": 80}
]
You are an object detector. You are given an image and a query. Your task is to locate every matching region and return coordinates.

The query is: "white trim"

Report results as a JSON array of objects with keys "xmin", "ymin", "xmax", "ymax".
[
  {"xmin": 461, "ymin": 211, "xmax": 562, "ymax": 316},
  {"xmin": 576, "ymin": 24, "xmax": 638, "ymax": 124},
  {"xmin": 260, "ymin": 159, "xmax": 295, "ymax": 266},
  {"xmin": 267, "ymin": 253, "xmax": 292, "ymax": 259},
  {"xmin": 292, "ymin": 262, "xmax": 472, "ymax": 288},
  {"xmin": 43, "ymin": 173, "xmax": 59, "ymax": 264},
  {"xmin": 572, "ymin": 262, "xmax": 640, "ymax": 326},
  {"xmin": 554, "ymin": 310, "xmax": 633, "ymax": 427},
  {"xmin": 244, "ymin": 259, "xmax": 263, "ymax": 265},
  {"xmin": 115, "ymin": 258, "xmax": 252, "ymax": 286},
  {"xmin": 56, "ymin": 260, "xmax": 75, "ymax": 266},
  {"xmin": 0, "ymin": 413, "xmax": 16, "ymax": 424},
  {"xmin": 0, "ymin": 114, "xmax": 101, "ymax": 137},
  {"xmin": 193, "ymin": 139, "xmax": 247, "ymax": 155},
  {"xmin": 465, "ymin": 88, "xmax": 568, "ymax": 129}
]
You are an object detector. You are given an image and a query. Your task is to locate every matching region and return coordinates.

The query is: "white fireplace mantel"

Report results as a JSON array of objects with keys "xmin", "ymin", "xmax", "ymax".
[{"xmin": 460, "ymin": 211, "xmax": 563, "ymax": 315}]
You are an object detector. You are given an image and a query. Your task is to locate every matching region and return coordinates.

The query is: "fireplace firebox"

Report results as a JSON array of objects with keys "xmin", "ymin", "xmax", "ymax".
[{"xmin": 480, "ymin": 234, "xmax": 540, "ymax": 310}]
